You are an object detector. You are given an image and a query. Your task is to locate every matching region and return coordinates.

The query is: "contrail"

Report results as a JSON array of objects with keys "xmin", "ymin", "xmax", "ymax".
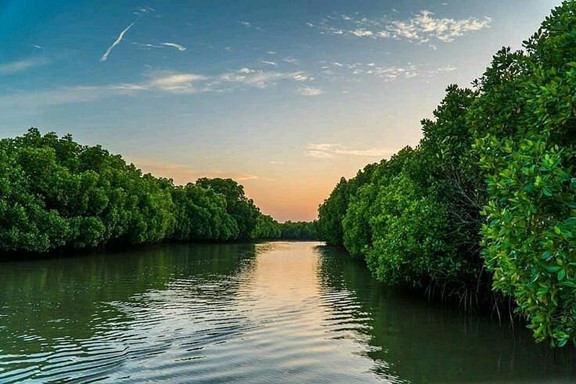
[{"xmin": 100, "ymin": 21, "xmax": 136, "ymax": 62}]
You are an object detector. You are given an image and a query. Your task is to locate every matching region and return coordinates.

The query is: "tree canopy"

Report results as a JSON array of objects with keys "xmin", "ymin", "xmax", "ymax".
[
  {"xmin": 317, "ymin": 0, "xmax": 576, "ymax": 347},
  {"xmin": 0, "ymin": 129, "xmax": 282, "ymax": 254}
]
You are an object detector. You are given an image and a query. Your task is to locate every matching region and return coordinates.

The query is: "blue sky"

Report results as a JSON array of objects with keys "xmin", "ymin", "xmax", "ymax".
[{"xmin": 0, "ymin": 0, "xmax": 562, "ymax": 221}]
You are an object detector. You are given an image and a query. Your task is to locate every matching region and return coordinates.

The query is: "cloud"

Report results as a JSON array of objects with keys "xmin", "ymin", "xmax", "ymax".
[
  {"xmin": 295, "ymin": 86, "xmax": 324, "ymax": 96},
  {"xmin": 261, "ymin": 60, "xmax": 278, "ymax": 66},
  {"xmin": 239, "ymin": 20, "xmax": 262, "ymax": 31},
  {"xmin": 216, "ymin": 68, "xmax": 312, "ymax": 89},
  {"xmin": 0, "ymin": 84, "xmax": 144, "ymax": 109},
  {"xmin": 100, "ymin": 21, "xmax": 136, "ymax": 62},
  {"xmin": 0, "ymin": 57, "xmax": 49, "ymax": 74},
  {"xmin": 429, "ymin": 65, "xmax": 457, "ymax": 75},
  {"xmin": 306, "ymin": 144, "xmax": 396, "ymax": 159},
  {"xmin": 351, "ymin": 29, "xmax": 374, "ymax": 37},
  {"xmin": 324, "ymin": 61, "xmax": 457, "ymax": 82},
  {"xmin": 161, "ymin": 42, "xmax": 186, "ymax": 51},
  {"xmin": 371, "ymin": 65, "xmax": 418, "ymax": 81},
  {"xmin": 134, "ymin": 6, "xmax": 155, "ymax": 16},
  {"xmin": 283, "ymin": 58, "xmax": 300, "ymax": 65},
  {"xmin": 132, "ymin": 43, "xmax": 158, "ymax": 50},
  {"xmin": 0, "ymin": 71, "xmax": 205, "ymax": 109},
  {"xmin": 309, "ymin": 10, "xmax": 491, "ymax": 43},
  {"xmin": 0, "ymin": 65, "xmax": 317, "ymax": 109},
  {"xmin": 133, "ymin": 42, "xmax": 187, "ymax": 51},
  {"xmin": 147, "ymin": 72, "xmax": 206, "ymax": 93},
  {"xmin": 326, "ymin": 62, "xmax": 419, "ymax": 81}
]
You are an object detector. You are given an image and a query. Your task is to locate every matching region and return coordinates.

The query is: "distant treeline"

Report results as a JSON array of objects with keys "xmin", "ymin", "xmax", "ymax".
[
  {"xmin": 0, "ymin": 128, "xmax": 317, "ymax": 256},
  {"xmin": 317, "ymin": 2, "xmax": 576, "ymax": 347},
  {"xmin": 279, "ymin": 221, "xmax": 318, "ymax": 240}
]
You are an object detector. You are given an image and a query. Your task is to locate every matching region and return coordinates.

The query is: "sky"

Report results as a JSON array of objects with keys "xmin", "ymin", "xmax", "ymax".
[{"xmin": 0, "ymin": 0, "xmax": 563, "ymax": 221}]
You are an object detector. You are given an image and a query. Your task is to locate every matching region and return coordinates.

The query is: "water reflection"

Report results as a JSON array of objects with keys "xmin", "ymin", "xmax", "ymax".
[
  {"xmin": 233, "ymin": 241, "xmax": 390, "ymax": 383},
  {"xmin": 0, "ymin": 242, "xmax": 575, "ymax": 383},
  {"xmin": 0, "ymin": 243, "xmax": 258, "ymax": 383},
  {"xmin": 315, "ymin": 245, "xmax": 576, "ymax": 383}
]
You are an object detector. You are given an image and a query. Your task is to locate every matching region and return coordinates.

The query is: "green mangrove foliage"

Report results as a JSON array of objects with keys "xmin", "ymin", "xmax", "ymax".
[
  {"xmin": 473, "ymin": 2, "xmax": 576, "ymax": 347},
  {"xmin": 318, "ymin": 1, "xmax": 576, "ymax": 347},
  {"xmin": 252, "ymin": 214, "xmax": 282, "ymax": 239},
  {"xmin": 317, "ymin": 177, "xmax": 348, "ymax": 246},
  {"xmin": 171, "ymin": 183, "xmax": 239, "ymax": 241},
  {"xmin": 196, "ymin": 177, "xmax": 260, "ymax": 240},
  {"xmin": 0, "ymin": 129, "xmax": 280, "ymax": 255},
  {"xmin": 328, "ymin": 85, "xmax": 483, "ymax": 295},
  {"xmin": 279, "ymin": 220, "xmax": 319, "ymax": 240}
]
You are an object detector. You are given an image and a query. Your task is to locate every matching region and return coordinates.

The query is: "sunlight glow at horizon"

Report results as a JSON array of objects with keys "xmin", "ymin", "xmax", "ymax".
[{"xmin": 0, "ymin": 0, "xmax": 562, "ymax": 221}]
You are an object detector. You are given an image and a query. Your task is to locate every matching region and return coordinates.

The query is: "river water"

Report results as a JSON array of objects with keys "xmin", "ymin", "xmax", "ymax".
[{"xmin": 0, "ymin": 242, "xmax": 574, "ymax": 383}]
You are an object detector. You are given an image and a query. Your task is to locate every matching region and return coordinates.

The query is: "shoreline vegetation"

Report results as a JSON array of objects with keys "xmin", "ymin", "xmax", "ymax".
[
  {"xmin": 0, "ymin": 127, "xmax": 319, "ymax": 259},
  {"xmin": 316, "ymin": 1, "xmax": 576, "ymax": 347}
]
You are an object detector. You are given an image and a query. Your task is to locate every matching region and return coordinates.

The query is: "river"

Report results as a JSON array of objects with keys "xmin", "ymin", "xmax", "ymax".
[{"xmin": 0, "ymin": 242, "xmax": 574, "ymax": 383}]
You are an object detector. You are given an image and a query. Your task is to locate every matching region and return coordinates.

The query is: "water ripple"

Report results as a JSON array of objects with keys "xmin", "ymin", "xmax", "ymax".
[{"xmin": 4, "ymin": 242, "xmax": 569, "ymax": 383}]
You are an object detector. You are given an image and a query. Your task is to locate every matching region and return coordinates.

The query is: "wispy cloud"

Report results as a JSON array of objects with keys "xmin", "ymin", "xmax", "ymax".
[
  {"xmin": 295, "ymin": 86, "xmax": 324, "ymax": 96},
  {"xmin": 323, "ymin": 61, "xmax": 456, "ymax": 82},
  {"xmin": 100, "ymin": 21, "xmax": 136, "ymax": 62},
  {"xmin": 215, "ymin": 67, "xmax": 312, "ymax": 90},
  {"xmin": 306, "ymin": 143, "xmax": 396, "ymax": 159},
  {"xmin": 0, "ymin": 66, "xmax": 316, "ymax": 109},
  {"xmin": 283, "ymin": 57, "xmax": 300, "ymax": 65},
  {"xmin": 0, "ymin": 72, "xmax": 203, "ymax": 109},
  {"xmin": 239, "ymin": 20, "xmax": 262, "ymax": 31},
  {"xmin": 0, "ymin": 57, "xmax": 49, "ymax": 75},
  {"xmin": 309, "ymin": 10, "xmax": 491, "ymax": 43},
  {"xmin": 372, "ymin": 65, "xmax": 418, "ymax": 80},
  {"xmin": 134, "ymin": 6, "xmax": 155, "ymax": 16},
  {"xmin": 147, "ymin": 72, "xmax": 206, "ymax": 93},
  {"xmin": 323, "ymin": 62, "xmax": 418, "ymax": 81},
  {"xmin": 429, "ymin": 65, "xmax": 457, "ymax": 75},
  {"xmin": 161, "ymin": 42, "xmax": 186, "ymax": 51},
  {"xmin": 133, "ymin": 42, "xmax": 187, "ymax": 51},
  {"xmin": 0, "ymin": 83, "xmax": 144, "ymax": 109},
  {"xmin": 261, "ymin": 60, "xmax": 278, "ymax": 66}
]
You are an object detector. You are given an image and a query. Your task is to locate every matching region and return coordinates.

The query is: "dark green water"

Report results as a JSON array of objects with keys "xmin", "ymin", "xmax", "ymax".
[{"xmin": 0, "ymin": 242, "xmax": 574, "ymax": 383}]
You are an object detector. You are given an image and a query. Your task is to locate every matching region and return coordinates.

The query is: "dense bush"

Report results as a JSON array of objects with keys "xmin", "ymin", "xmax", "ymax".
[
  {"xmin": 473, "ymin": 2, "xmax": 576, "ymax": 347},
  {"xmin": 0, "ymin": 129, "xmax": 280, "ymax": 255},
  {"xmin": 317, "ymin": 1, "xmax": 576, "ymax": 346}
]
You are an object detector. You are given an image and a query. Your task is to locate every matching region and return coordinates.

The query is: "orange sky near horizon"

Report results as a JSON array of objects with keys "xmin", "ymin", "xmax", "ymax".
[{"xmin": 133, "ymin": 153, "xmax": 386, "ymax": 222}]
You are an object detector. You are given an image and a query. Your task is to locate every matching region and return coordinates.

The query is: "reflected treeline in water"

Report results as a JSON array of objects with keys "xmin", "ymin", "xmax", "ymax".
[
  {"xmin": 0, "ymin": 243, "xmax": 256, "ymax": 383},
  {"xmin": 315, "ymin": 245, "xmax": 576, "ymax": 384}
]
